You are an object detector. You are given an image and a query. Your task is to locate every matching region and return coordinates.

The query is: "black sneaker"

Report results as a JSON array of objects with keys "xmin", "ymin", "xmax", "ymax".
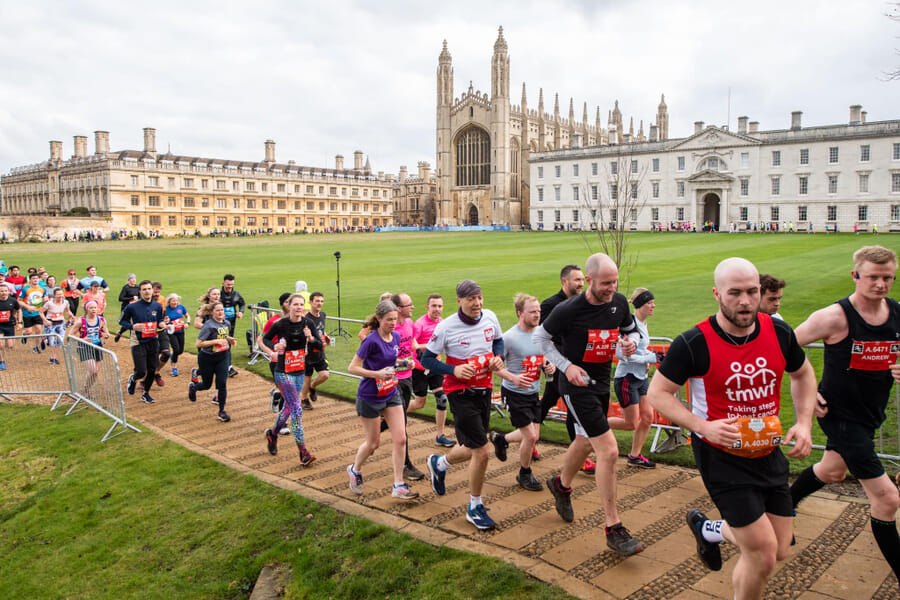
[
  {"xmin": 228, "ymin": 366, "xmax": 238, "ymax": 378},
  {"xmin": 299, "ymin": 448, "xmax": 316, "ymax": 467},
  {"xmin": 114, "ymin": 332, "xmax": 122, "ymax": 343},
  {"xmin": 126, "ymin": 374, "xmax": 136, "ymax": 395},
  {"xmin": 489, "ymin": 431, "xmax": 508, "ymax": 462},
  {"xmin": 516, "ymin": 471, "xmax": 542, "ymax": 492},
  {"xmin": 140, "ymin": 392, "xmax": 155, "ymax": 404},
  {"xmin": 301, "ymin": 399, "xmax": 313, "ymax": 411},
  {"xmin": 265, "ymin": 429, "xmax": 278, "ymax": 455},
  {"xmin": 403, "ymin": 464, "xmax": 425, "ymax": 481},
  {"xmin": 188, "ymin": 382, "xmax": 196, "ymax": 402},
  {"xmin": 686, "ymin": 509, "xmax": 722, "ymax": 571},
  {"xmin": 606, "ymin": 523, "xmax": 643, "ymax": 556},
  {"xmin": 217, "ymin": 410, "xmax": 231, "ymax": 422},
  {"xmin": 309, "ymin": 387, "xmax": 318, "ymax": 402},
  {"xmin": 627, "ymin": 453, "xmax": 656, "ymax": 469},
  {"xmin": 547, "ymin": 475, "xmax": 574, "ymax": 522}
]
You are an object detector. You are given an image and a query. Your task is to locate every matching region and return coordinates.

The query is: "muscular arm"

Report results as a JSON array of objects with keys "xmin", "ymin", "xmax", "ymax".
[
  {"xmin": 794, "ymin": 304, "xmax": 847, "ymax": 347},
  {"xmin": 647, "ymin": 371, "xmax": 740, "ymax": 448},
  {"xmin": 533, "ymin": 324, "xmax": 571, "ymax": 373}
]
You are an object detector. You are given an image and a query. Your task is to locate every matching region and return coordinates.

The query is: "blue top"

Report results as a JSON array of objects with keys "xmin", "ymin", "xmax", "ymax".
[{"xmin": 119, "ymin": 300, "xmax": 164, "ymax": 345}]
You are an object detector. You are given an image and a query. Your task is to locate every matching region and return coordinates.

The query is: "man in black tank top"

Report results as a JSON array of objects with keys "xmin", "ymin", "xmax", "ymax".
[{"xmin": 790, "ymin": 245, "xmax": 900, "ymax": 590}]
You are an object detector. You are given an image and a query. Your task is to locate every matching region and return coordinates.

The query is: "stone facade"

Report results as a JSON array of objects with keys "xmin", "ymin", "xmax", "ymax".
[
  {"xmin": 1, "ymin": 129, "xmax": 394, "ymax": 234},
  {"xmin": 529, "ymin": 107, "xmax": 900, "ymax": 232},
  {"xmin": 392, "ymin": 162, "xmax": 437, "ymax": 226}
]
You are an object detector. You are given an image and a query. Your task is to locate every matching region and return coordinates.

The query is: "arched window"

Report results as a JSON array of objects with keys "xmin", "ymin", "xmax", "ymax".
[
  {"xmin": 455, "ymin": 126, "xmax": 491, "ymax": 187},
  {"xmin": 698, "ymin": 157, "xmax": 726, "ymax": 172},
  {"xmin": 510, "ymin": 138, "xmax": 520, "ymax": 199}
]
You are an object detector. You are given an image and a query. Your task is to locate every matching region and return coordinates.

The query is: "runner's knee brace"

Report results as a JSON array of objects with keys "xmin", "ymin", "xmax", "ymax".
[{"xmin": 434, "ymin": 390, "xmax": 447, "ymax": 411}]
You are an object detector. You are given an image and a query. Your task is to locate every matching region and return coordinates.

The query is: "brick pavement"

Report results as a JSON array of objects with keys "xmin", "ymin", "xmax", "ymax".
[{"xmin": 110, "ymin": 343, "xmax": 897, "ymax": 600}]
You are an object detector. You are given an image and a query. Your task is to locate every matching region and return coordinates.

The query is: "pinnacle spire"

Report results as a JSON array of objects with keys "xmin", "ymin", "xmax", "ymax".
[{"xmin": 493, "ymin": 26, "xmax": 507, "ymax": 52}]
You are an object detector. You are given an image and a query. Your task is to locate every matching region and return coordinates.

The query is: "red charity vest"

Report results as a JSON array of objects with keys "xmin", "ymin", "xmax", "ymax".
[{"xmin": 693, "ymin": 314, "xmax": 786, "ymax": 452}]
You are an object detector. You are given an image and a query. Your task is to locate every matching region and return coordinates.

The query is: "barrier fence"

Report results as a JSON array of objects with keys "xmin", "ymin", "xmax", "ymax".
[
  {"xmin": 244, "ymin": 306, "xmax": 900, "ymax": 460},
  {"xmin": 0, "ymin": 333, "xmax": 139, "ymax": 442}
]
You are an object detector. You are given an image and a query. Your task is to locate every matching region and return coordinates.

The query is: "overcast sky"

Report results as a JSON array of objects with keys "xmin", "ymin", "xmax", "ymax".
[{"xmin": 1, "ymin": 0, "xmax": 897, "ymax": 176}]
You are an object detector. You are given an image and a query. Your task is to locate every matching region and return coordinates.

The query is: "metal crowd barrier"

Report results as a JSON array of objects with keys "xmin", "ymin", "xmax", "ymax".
[
  {"xmin": 247, "ymin": 304, "xmax": 282, "ymax": 365},
  {"xmin": 0, "ymin": 333, "xmax": 139, "ymax": 442}
]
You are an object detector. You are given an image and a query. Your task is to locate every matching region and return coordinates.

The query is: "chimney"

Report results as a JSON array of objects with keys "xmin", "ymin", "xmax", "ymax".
[
  {"xmin": 622, "ymin": 133, "xmax": 631, "ymax": 144},
  {"xmin": 790, "ymin": 111, "xmax": 802, "ymax": 131},
  {"xmin": 849, "ymin": 104, "xmax": 862, "ymax": 125},
  {"xmin": 649, "ymin": 124, "xmax": 658, "ymax": 142},
  {"xmin": 353, "ymin": 150, "xmax": 363, "ymax": 170},
  {"xmin": 749, "ymin": 121, "xmax": 759, "ymax": 133},
  {"xmin": 608, "ymin": 124, "xmax": 617, "ymax": 144},
  {"xmin": 50, "ymin": 140, "xmax": 62, "ymax": 162},
  {"xmin": 399, "ymin": 165, "xmax": 408, "ymax": 183},
  {"xmin": 287, "ymin": 160, "xmax": 295, "ymax": 167},
  {"xmin": 861, "ymin": 111, "xmax": 867, "ymax": 124},
  {"xmin": 418, "ymin": 161, "xmax": 431, "ymax": 180},
  {"xmin": 143, "ymin": 127, "xmax": 156, "ymax": 153},
  {"xmin": 94, "ymin": 131, "xmax": 109, "ymax": 155},
  {"xmin": 335, "ymin": 155, "xmax": 344, "ymax": 170},
  {"xmin": 737, "ymin": 116, "xmax": 748, "ymax": 134},
  {"xmin": 73, "ymin": 135, "xmax": 88, "ymax": 158},
  {"xmin": 264, "ymin": 139, "xmax": 275, "ymax": 163},
  {"xmin": 694, "ymin": 121, "xmax": 704, "ymax": 134}
]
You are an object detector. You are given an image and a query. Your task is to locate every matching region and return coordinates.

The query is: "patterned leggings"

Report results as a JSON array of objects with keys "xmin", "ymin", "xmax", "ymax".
[{"xmin": 273, "ymin": 370, "xmax": 305, "ymax": 446}]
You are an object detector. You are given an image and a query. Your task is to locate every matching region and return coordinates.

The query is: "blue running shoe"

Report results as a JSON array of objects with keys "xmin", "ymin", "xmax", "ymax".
[
  {"xmin": 466, "ymin": 504, "xmax": 496, "ymax": 530},
  {"xmin": 427, "ymin": 454, "xmax": 446, "ymax": 496}
]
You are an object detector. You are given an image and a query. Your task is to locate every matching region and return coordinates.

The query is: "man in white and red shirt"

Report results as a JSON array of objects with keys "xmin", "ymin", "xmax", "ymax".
[
  {"xmin": 409, "ymin": 293, "xmax": 455, "ymax": 448},
  {"xmin": 391, "ymin": 292, "xmax": 425, "ymax": 481},
  {"xmin": 648, "ymin": 257, "xmax": 815, "ymax": 598},
  {"xmin": 422, "ymin": 280, "xmax": 504, "ymax": 531}
]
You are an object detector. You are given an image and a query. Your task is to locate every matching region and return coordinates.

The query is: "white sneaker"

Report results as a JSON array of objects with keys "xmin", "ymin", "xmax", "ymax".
[{"xmin": 279, "ymin": 426, "xmax": 290, "ymax": 436}]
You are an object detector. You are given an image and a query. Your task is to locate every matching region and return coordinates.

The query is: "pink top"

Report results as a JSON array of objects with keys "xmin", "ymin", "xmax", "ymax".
[
  {"xmin": 413, "ymin": 313, "xmax": 442, "ymax": 370},
  {"xmin": 394, "ymin": 318, "xmax": 416, "ymax": 380}
]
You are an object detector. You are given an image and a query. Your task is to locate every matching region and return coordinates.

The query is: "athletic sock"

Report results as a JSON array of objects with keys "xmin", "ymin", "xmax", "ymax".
[
  {"xmin": 554, "ymin": 475, "xmax": 572, "ymax": 493},
  {"xmin": 701, "ymin": 519, "xmax": 726, "ymax": 543},
  {"xmin": 436, "ymin": 455, "xmax": 451, "ymax": 471},
  {"xmin": 469, "ymin": 495, "xmax": 482, "ymax": 510},
  {"xmin": 871, "ymin": 517, "xmax": 900, "ymax": 579},
  {"xmin": 519, "ymin": 466, "xmax": 532, "ymax": 476},
  {"xmin": 790, "ymin": 466, "xmax": 826, "ymax": 507}
]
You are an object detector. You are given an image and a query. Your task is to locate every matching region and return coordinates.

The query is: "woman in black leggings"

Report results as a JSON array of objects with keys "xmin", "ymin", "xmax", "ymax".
[{"xmin": 189, "ymin": 302, "xmax": 235, "ymax": 422}]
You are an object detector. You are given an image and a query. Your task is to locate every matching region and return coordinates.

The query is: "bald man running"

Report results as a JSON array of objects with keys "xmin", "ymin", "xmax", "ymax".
[{"xmin": 648, "ymin": 257, "xmax": 816, "ymax": 600}]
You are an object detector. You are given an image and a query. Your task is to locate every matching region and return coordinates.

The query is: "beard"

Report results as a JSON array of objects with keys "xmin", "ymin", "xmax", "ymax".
[{"xmin": 719, "ymin": 300, "xmax": 757, "ymax": 330}]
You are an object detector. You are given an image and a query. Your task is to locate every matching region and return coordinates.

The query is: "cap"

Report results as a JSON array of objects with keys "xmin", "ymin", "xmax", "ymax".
[
  {"xmin": 127, "ymin": 273, "xmax": 136, "ymax": 280},
  {"xmin": 456, "ymin": 279, "xmax": 482, "ymax": 298},
  {"xmin": 279, "ymin": 292, "xmax": 292, "ymax": 306},
  {"xmin": 67, "ymin": 269, "xmax": 76, "ymax": 275}
]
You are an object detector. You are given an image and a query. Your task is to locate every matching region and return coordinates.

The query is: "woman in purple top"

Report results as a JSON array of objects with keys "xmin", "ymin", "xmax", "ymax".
[{"xmin": 346, "ymin": 300, "xmax": 418, "ymax": 500}]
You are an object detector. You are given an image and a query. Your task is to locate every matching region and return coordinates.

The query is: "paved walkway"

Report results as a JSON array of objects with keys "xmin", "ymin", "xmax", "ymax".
[{"xmin": 109, "ymin": 344, "xmax": 895, "ymax": 600}]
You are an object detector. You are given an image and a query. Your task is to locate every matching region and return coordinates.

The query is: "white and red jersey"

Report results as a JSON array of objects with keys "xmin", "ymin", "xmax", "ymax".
[
  {"xmin": 426, "ymin": 309, "xmax": 502, "ymax": 393},
  {"xmin": 690, "ymin": 314, "xmax": 785, "ymax": 453}
]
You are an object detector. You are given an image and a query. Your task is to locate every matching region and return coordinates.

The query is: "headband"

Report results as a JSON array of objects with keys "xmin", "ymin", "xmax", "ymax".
[
  {"xmin": 456, "ymin": 279, "xmax": 482, "ymax": 298},
  {"xmin": 632, "ymin": 290, "xmax": 654, "ymax": 309}
]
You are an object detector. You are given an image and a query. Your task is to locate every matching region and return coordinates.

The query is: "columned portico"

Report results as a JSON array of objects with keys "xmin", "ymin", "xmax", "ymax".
[{"xmin": 687, "ymin": 170, "xmax": 734, "ymax": 229}]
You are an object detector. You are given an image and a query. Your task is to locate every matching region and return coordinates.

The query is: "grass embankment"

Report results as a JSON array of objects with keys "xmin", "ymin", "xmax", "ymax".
[{"xmin": 0, "ymin": 403, "xmax": 571, "ymax": 600}]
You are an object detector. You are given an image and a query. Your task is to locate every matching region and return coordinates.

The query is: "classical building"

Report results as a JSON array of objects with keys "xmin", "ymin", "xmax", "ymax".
[
  {"xmin": 529, "ymin": 106, "xmax": 900, "ymax": 232},
  {"xmin": 392, "ymin": 162, "xmax": 437, "ymax": 226},
  {"xmin": 435, "ymin": 27, "xmax": 668, "ymax": 228},
  {"xmin": 1, "ymin": 128, "xmax": 393, "ymax": 233}
]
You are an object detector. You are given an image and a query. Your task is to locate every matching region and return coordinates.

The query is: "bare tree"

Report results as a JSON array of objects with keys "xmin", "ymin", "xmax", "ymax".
[
  {"xmin": 8, "ymin": 215, "xmax": 48, "ymax": 242},
  {"xmin": 885, "ymin": 3, "xmax": 900, "ymax": 80}
]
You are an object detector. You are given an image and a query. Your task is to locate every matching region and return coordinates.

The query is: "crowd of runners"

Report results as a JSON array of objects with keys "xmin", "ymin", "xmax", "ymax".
[{"xmin": 0, "ymin": 243, "xmax": 897, "ymax": 600}]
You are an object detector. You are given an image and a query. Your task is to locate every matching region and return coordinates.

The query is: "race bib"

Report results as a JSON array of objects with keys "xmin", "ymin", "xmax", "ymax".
[
  {"xmin": 212, "ymin": 339, "xmax": 229, "ymax": 352},
  {"xmin": 376, "ymin": 376, "xmax": 399, "ymax": 397},
  {"xmin": 140, "ymin": 323, "xmax": 158, "ymax": 338},
  {"xmin": 520, "ymin": 354, "xmax": 544, "ymax": 383},
  {"xmin": 467, "ymin": 353, "xmax": 494, "ymax": 387},
  {"xmin": 224, "ymin": 305, "xmax": 236, "ymax": 318},
  {"xmin": 850, "ymin": 340, "xmax": 900, "ymax": 372},
  {"xmin": 171, "ymin": 318, "xmax": 185, "ymax": 332},
  {"xmin": 582, "ymin": 329, "xmax": 619, "ymax": 363},
  {"xmin": 0, "ymin": 311, "xmax": 10, "ymax": 323},
  {"xmin": 285, "ymin": 349, "xmax": 306, "ymax": 373},
  {"xmin": 723, "ymin": 416, "xmax": 783, "ymax": 458},
  {"xmin": 48, "ymin": 312, "xmax": 63, "ymax": 322}
]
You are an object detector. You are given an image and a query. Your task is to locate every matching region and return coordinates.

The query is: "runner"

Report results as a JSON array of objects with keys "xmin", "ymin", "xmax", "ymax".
[
  {"xmin": 82, "ymin": 281, "xmax": 107, "ymax": 316},
  {"xmin": 0, "ymin": 271, "xmax": 16, "ymax": 295},
  {"xmin": 0, "ymin": 284, "xmax": 20, "ymax": 370},
  {"xmin": 390, "ymin": 292, "xmax": 425, "ymax": 481},
  {"xmin": 357, "ymin": 292, "xmax": 394, "ymax": 341},
  {"xmin": 346, "ymin": 299, "xmax": 419, "ymax": 500},
  {"xmin": 61, "ymin": 269, "xmax": 83, "ymax": 317},
  {"xmin": 164, "ymin": 293, "xmax": 189, "ymax": 376},
  {"xmin": 150, "ymin": 281, "xmax": 171, "ymax": 387},
  {"xmin": 258, "ymin": 293, "xmax": 291, "ymax": 432},
  {"xmin": 422, "ymin": 280, "xmax": 504, "ymax": 530},
  {"xmin": 17, "ymin": 272, "xmax": 47, "ymax": 355},
  {"xmin": 189, "ymin": 301, "xmax": 236, "ymax": 422},
  {"xmin": 647, "ymin": 257, "xmax": 815, "ymax": 599},
  {"xmin": 534, "ymin": 253, "xmax": 644, "ymax": 555},
  {"xmin": 789, "ymin": 246, "xmax": 900, "ymax": 590},
  {"xmin": 113, "ymin": 274, "xmax": 140, "ymax": 342},
  {"xmin": 609, "ymin": 287, "xmax": 661, "ymax": 469},
  {"xmin": 79, "ymin": 265, "xmax": 108, "ymax": 292},
  {"xmin": 262, "ymin": 294, "xmax": 320, "ymax": 467},
  {"xmin": 490, "ymin": 293, "xmax": 553, "ymax": 491},
  {"xmin": 220, "ymin": 274, "xmax": 244, "ymax": 377},
  {"xmin": 66, "ymin": 299, "xmax": 110, "ymax": 394},
  {"xmin": 39, "ymin": 287, "xmax": 73, "ymax": 365},
  {"xmin": 193, "ymin": 287, "xmax": 221, "ymax": 329},
  {"xmin": 118, "ymin": 280, "xmax": 164, "ymax": 405},
  {"xmin": 6, "ymin": 265, "xmax": 25, "ymax": 295},
  {"xmin": 408, "ymin": 293, "xmax": 456, "ymax": 448},
  {"xmin": 300, "ymin": 291, "xmax": 331, "ymax": 410},
  {"xmin": 758, "ymin": 274, "xmax": 786, "ymax": 321}
]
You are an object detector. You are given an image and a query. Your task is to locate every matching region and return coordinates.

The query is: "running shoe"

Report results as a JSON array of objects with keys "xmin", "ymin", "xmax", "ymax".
[
  {"xmin": 171, "ymin": 367, "xmax": 178, "ymax": 377},
  {"xmin": 547, "ymin": 475, "xmax": 574, "ymax": 522},
  {"xmin": 228, "ymin": 366, "xmax": 238, "ymax": 378},
  {"xmin": 140, "ymin": 392, "xmax": 155, "ymax": 404},
  {"xmin": 581, "ymin": 458, "xmax": 596, "ymax": 475},
  {"xmin": 49, "ymin": 358, "xmax": 59, "ymax": 365},
  {"xmin": 404, "ymin": 464, "xmax": 425, "ymax": 481},
  {"xmin": 20, "ymin": 337, "xmax": 26, "ymax": 345},
  {"xmin": 489, "ymin": 431, "xmax": 508, "ymax": 462},
  {"xmin": 606, "ymin": 523, "xmax": 643, "ymax": 556},
  {"xmin": 279, "ymin": 426, "xmax": 290, "ymax": 435},
  {"xmin": 532, "ymin": 446, "xmax": 541, "ymax": 461},
  {"xmin": 465, "ymin": 504, "xmax": 496, "ymax": 530},
  {"xmin": 299, "ymin": 448, "xmax": 316, "ymax": 467},
  {"xmin": 265, "ymin": 429, "xmax": 278, "ymax": 455},
  {"xmin": 0, "ymin": 361, "xmax": 6, "ymax": 371},
  {"xmin": 309, "ymin": 387, "xmax": 318, "ymax": 403},
  {"xmin": 347, "ymin": 464, "xmax": 363, "ymax": 495},
  {"xmin": 190, "ymin": 367, "xmax": 199, "ymax": 384},
  {"xmin": 126, "ymin": 374, "xmax": 136, "ymax": 395},
  {"xmin": 686, "ymin": 509, "xmax": 722, "ymax": 571},
  {"xmin": 627, "ymin": 453, "xmax": 656, "ymax": 469},
  {"xmin": 188, "ymin": 382, "xmax": 196, "ymax": 402},
  {"xmin": 435, "ymin": 434, "xmax": 456, "ymax": 448},
  {"xmin": 32, "ymin": 346, "xmax": 41, "ymax": 354},
  {"xmin": 516, "ymin": 471, "xmax": 543, "ymax": 492},
  {"xmin": 270, "ymin": 389, "xmax": 282, "ymax": 413},
  {"xmin": 392, "ymin": 483, "xmax": 419, "ymax": 500},
  {"xmin": 154, "ymin": 373, "xmax": 165, "ymax": 387},
  {"xmin": 114, "ymin": 332, "xmax": 121, "ymax": 343},
  {"xmin": 426, "ymin": 454, "xmax": 446, "ymax": 496},
  {"xmin": 211, "ymin": 393, "xmax": 218, "ymax": 405},
  {"xmin": 301, "ymin": 398, "xmax": 313, "ymax": 411},
  {"xmin": 217, "ymin": 410, "xmax": 231, "ymax": 422}
]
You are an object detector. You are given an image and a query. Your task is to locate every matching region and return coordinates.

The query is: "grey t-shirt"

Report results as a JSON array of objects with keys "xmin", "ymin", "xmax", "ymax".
[
  {"xmin": 197, "ymin": 318, "xmax": 232, "ymax": 356},
  {"xmin": 501, "ymin": 324, "xmax": 543, "ymax": 395}
]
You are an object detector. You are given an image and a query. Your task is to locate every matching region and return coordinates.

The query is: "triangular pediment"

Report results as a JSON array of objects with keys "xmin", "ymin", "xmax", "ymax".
[
  {"xmin": 687, "ymin": 169, "xmax": 735, "ymax": 183},
  {"xmin": 670, "ymin": 126, "xmax": 759, "ymax": 150}
]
